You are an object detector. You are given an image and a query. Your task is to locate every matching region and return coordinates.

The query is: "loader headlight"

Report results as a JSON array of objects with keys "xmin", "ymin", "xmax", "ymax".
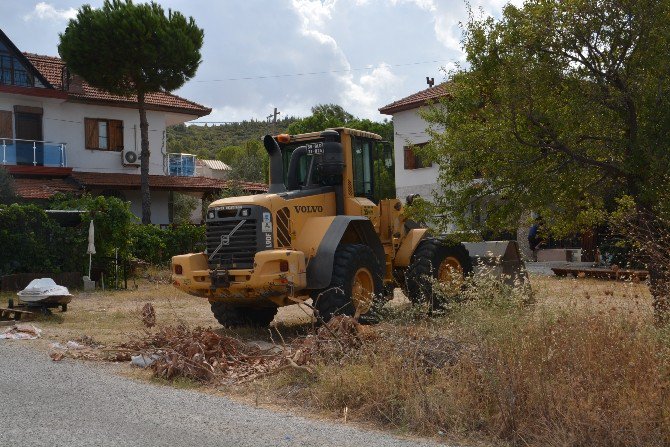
[
  {"xmin": 240, "ymin": 208, "xmax": 251, "ymax": 217},
  {"xmin": 207, "ymin": 210, "xmax": 216, "ymax": 220}
]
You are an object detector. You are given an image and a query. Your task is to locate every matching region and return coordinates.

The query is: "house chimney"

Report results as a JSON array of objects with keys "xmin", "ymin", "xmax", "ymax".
[
  {"xmin": 68, "ymin": 72, "xmax": 85, "ymax": 94},
  {"xmin": 426, "ymin": 77, "xmax": 435, "ymax": 88}
]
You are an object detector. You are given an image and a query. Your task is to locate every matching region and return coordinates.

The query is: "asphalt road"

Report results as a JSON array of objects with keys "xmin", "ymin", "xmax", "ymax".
[{"xmin": 0, "ymin": 341, "xmax": 440, "ymax": 447}]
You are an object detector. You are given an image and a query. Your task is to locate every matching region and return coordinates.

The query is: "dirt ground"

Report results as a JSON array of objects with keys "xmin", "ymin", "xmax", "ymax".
[{"xmin": 0, "ymin": 272, "xmax": 653, "ymax": 348}]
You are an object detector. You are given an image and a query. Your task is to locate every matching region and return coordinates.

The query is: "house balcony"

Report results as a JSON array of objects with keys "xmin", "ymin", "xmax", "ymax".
[
  {"xmin": 1, "ymin": 138, "xmax": 67, "ymax": 168},
  {"xmin": 167, "ymin": 153, "xmax": 196, "ymax": 177}
]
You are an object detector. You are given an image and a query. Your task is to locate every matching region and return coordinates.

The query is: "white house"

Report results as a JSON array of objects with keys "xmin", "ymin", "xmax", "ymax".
[
  {"xmin": 379, "ymin": 83, "xmax": 448, "ymax": 202},
  {"xmin": 0, "ymin": 29, "xmax": 265, "ymax": 224}
]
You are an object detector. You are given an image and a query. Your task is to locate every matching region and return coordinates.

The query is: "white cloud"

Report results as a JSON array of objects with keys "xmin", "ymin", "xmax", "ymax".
[
  {"xmin": 24, "ymin": 2, "xmax": 77, "ymax": 22},
  {"xmin": 340, "ymin": 63, "xmax": 403, "ymax": 119},
  {"xmin": 289, "ymin": 0, "xmax": 405, "ymax": 118}
]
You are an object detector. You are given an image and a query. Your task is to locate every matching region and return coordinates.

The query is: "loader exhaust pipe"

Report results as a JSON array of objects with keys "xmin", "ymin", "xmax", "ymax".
[{"xmin": 263, "ymin": 134, "xmax": 286, "ymax": 193}]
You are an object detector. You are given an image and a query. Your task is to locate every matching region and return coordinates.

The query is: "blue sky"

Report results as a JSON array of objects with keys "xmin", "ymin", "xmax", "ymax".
[{"xmin": 1, "ymin": 0, "xmax": 519, "ymax": 123}]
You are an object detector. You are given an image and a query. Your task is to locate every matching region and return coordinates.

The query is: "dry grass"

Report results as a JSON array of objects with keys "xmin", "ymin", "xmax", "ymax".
[
  {"xmin": 286, "ymin": 275, "xmax": 670, "ymax": 446},
  {"xmin": 0, "ymin": 277, "xmax": 313, "ymax": 347},
  {"xmin": 4, "ymin": 272, "xmax": 668, "ymax": 446}
]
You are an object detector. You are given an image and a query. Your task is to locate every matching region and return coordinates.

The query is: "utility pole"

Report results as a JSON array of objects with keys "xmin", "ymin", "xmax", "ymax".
[{"xmin": 266, "ymin": 107, "xmax": 280, "ymax": 134}]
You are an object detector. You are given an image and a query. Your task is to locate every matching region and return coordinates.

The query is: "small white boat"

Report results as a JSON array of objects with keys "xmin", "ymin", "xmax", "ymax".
[{"xmin": 17, "ymin": 278, "xmax": 73, "ymax": 309}]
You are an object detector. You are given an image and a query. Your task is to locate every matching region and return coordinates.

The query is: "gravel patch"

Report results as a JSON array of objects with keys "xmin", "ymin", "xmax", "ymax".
[{"xmin": 0, "ymin": 341, "xmax": 444, "ymax": 447}]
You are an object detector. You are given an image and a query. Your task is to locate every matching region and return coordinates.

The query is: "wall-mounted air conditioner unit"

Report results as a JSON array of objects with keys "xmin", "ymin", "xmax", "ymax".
[{"xmin": 122, "ymin": 149, "xmax": 140, "ymax": 166}]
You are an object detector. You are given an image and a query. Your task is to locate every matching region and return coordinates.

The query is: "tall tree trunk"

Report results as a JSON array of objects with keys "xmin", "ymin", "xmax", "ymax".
[
  {"xmin": 138, "ymin": 91, "xmax": 151, "ymax": 224},
  {"xmin": 632, "ymin": 209, "xmax": 670, "ymax": 325},
  {"xmin": 648, "ymin": 266, "xmax": 670, "ymax": 326}
]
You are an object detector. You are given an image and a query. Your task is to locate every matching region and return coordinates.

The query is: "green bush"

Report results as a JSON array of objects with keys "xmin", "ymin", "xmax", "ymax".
[
  {"xmin": 0, "ymin": 196, "xmax": 204, "ymax": 277},
  {"xmin": 51, "ymin": 194, "xmax": 136, "ymax": 260},
  {"xmin": 129, "ymin": 224, "xmax": 167, "ymax": 265},
  {"xmin": 0, "ymin": 204, "xmax": 85, "ymax": 275},
  {"xmin": 130, "ymin": 224, "xmax": 205, "ymax": 266}
]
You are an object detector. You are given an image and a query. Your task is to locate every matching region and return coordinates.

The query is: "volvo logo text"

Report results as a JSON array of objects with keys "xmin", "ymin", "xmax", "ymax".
[{"xmin": 293, "ymin": 205, "xmax": 323, "ymax": 213}]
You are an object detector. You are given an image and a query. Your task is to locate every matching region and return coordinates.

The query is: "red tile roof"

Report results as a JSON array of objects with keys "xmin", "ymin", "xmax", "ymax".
[
  {"xmin": 70, "ymin": 172, "xmax": 267, "ymax": 193},
  {"xmin": 13, "ymin": 177, "xmax": 81, "ymax": 199},
  {"xmin": 25, "ymin": 53, "xmax": 211, "ymax": 117},
  {"xmin": 379, "ymin": 83, "xmax": 450, "ymax": 115}
]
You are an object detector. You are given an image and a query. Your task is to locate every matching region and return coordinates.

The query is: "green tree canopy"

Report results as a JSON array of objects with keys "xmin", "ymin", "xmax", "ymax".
[
  {"xmin": 59, "ymin": 0, "xmax": 204, "ymax": 224},
  {"xmin": 287, "ymin": 104, "xmax": 355, "ymax": 134},
  {"xmin": 287, "ymin": 103, "xmax": 394, "ymax": 140},
  {"xmin": 422, "ymin": 0, "xmax": 670, "ymax": 320}
]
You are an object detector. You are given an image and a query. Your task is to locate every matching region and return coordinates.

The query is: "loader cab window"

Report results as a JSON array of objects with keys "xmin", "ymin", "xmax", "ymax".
[
  {"xmin": 281, "ymin": 141, "xmax": 325, "ymax": 189},
  {"xmin": 352, "ymin": 137, "xmax": 373, "ymax": 200},
  {"xmin": 352, "ymin": 137, "xmax": 396, "ymax": 203}
]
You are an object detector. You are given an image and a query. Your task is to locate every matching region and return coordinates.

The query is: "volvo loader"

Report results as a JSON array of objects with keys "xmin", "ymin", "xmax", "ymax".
[{"xmin": 171, "ymin": 128, "xmax": 524, "ymax": 326}]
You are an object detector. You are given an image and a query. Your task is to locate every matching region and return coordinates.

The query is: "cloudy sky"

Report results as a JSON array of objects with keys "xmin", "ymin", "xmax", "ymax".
[{"xmin": 1, "ymin": 0, "xmax": 518, "ymax": 123}]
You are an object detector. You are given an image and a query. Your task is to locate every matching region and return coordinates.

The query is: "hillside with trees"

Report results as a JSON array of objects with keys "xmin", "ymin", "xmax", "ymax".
[{"xmin": 166, "ymin": 117, "xmax": 298, "ymax": 159}]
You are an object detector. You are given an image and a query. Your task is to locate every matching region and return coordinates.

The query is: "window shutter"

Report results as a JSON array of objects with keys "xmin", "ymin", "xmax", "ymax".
[
  {"xmin": 84, "ymin": 118, "xmax": 99, "ymax": 149},
  {"xmin": 415, "ymin": 153, "xmax": 423, "ymax": 169},
  {"xmin": 403, "ymin": 146, "xmax": 415, "ymax": 170},
  {"xmin": 109, "ymin": 120, "xmax": 124, "ymax": 151},
  {"xmin": 0, "ymin": 111, "xmax": 12, "ymax": 140}
]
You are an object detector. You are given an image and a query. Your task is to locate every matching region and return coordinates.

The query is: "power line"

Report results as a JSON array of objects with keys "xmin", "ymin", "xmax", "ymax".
[
  {"xmin": 186, "ymin": 121, "xmax": 244, "ymax": 125},
  {"xmin": 194, "ymin": 59, "xmax": 450, "ymax": 83}
]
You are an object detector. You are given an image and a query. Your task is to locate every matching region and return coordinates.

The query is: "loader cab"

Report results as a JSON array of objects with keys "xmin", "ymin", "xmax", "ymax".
[{"xmin": 276, "ymin": 128, "xmax": 395, "ymax": 204}]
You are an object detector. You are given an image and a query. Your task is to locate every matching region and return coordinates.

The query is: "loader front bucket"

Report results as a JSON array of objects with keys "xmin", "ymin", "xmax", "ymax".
[{"xmin": 462, "ymin": 240, "xmax": 528, "ymax": 287}]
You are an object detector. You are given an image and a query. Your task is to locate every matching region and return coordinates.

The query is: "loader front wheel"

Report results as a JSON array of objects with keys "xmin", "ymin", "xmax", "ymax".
[
  {"xmin": 210, "ymin": 302, "xmax": 277, "ymax": 327},
  {"xmin": 312, "ymin": 244, "xmax": 384, "ymax": 323},
  {"xmin": 405, "ymin": 238, "xmax": 473, "ymax": 308}
]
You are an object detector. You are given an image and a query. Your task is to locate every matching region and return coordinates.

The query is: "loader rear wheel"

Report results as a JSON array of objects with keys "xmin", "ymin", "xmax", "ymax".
[
  {"xmin": 405, "ymin": 238, "xmax": 473, "ymax": 308},
  {"xmin": 210, "ymin": 302, "xmax": 278, "ymax": 328},
  {"xmin": 312, "ymin": 244, "xmax": 384, "ymax": 323}
]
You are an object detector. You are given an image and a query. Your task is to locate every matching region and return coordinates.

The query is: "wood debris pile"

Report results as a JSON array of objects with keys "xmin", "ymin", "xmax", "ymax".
[
  {"xmin": 122, "ymin": 316, "xmax": 369, "ymax": 384},
  {"xmin": 124, "ymin": 324, "xmax": 286, "ymax": 383},
  {"xmin": 47, "ymin": 312, "xmax": 373, "ymax": 385}
]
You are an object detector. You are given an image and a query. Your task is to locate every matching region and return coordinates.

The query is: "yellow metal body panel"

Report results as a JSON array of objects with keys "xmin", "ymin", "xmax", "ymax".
[
  {"xmin": 172, "ymin": 250, "xmax": 308, "ymax": 307},
  {"xmin": 394, "ymin": 228, "xmax": 429, "ymax": 267}
]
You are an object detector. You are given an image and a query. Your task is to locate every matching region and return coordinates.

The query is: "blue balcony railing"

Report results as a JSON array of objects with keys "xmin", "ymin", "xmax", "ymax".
[
  {"xmin": 168, "ymin": 153, "xmax": 196, "ymax": 177},
  {"xmin": 1, "ymin": 138, "xmax": 68, "ymax": 167}
]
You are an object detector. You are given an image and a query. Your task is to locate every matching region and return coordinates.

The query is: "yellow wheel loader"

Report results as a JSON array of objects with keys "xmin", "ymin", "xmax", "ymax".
[{"xmin": 171, "ymin": 128, "xmax": 525, "ymax": 327}]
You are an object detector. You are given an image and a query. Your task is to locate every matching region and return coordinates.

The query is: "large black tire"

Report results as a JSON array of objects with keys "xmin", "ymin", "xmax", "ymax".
[
  {"xmin": 311, "ymin": 244, "xmax": 384, "ymax": 323},
  {"xmin": 210, "ymin": 302, "xmax": 278, "ymax": 327},
  {"xmin": 405, "ymin": 238, "xmax": 473, "ymax": 307}
]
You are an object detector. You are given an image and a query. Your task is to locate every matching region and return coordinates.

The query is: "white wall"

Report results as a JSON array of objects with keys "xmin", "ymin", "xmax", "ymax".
[
  {"xmin": 201, "ymin": 166, "xmax": 229, "ymax": 180},
  {"xmin": 123, "ymin": 189, "xmax": 171, "ymax": 225},
  {"xmin": 392, "ymin": 107, "xmax": 443, "ymax": 201},
  {"xmin": 0, "ymin": 91, "xmax": 189, "ymax": 176}
]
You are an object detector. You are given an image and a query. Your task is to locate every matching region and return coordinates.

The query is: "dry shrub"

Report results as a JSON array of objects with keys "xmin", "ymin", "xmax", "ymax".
[
  {"xmin": 295, "ymin": 315, "xmax": 371, "ymax": 364},
  {"xmin": 306, "ymin": 277, "xmax": 670, "ymax": 446}
]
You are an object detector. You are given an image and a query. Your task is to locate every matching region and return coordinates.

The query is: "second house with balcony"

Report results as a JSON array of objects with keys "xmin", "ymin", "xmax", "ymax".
[{"xmin": 0, "ymin": 29, "xmax": 265, "ymax": 224}]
